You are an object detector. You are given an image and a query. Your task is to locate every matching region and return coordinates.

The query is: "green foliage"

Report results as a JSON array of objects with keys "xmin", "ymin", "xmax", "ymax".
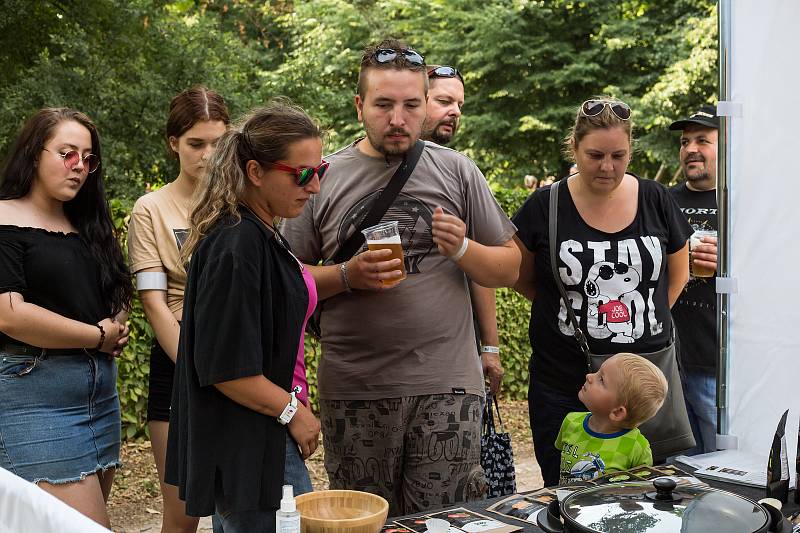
[{"xmin": 492, "ymin": 187, "xmax": 534, "ymax": 400}]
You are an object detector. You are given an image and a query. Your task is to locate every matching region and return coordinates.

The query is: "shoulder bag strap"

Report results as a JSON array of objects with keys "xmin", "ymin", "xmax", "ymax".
[
  {"xmin": 548, "ymin": 180, "xmax": 592, "ymax": 372},
  {"xmin": 483, "ymin": 394, "xmax": 496, "ymax": 436},
  {"xmin": 330, "ymin": 140, "xmax": 425, "ymax": 264}
]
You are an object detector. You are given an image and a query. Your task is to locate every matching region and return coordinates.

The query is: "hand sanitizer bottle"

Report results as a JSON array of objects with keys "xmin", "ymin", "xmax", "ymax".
[{"xmin": 276, "ymin": 484, "xmax": 301, "ymax": 533}]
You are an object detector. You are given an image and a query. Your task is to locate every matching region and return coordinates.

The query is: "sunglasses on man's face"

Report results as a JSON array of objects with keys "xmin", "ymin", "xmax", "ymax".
[
  {"xmin": 266, "ymin": 160, "xmax": 329, "ymax": 186},
  {"xmin": 580, "ymin": 100, "xmax": 632, "ymax": 121},
  {"xmin": 428, "ymin": 66, "xmax": 464, "ymax": 85},
  {"xmin": 374, "ymin": 48, "xmax": 425, "ymax": 67},
  {"xmin": 43, "ymin": 148, "xmax": 100, "ymax": 173}
]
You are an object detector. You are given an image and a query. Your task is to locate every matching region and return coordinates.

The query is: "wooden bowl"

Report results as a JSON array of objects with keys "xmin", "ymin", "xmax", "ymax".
[{"xmin": 295, "ymin": 490, "xmax": 389, "ymax": 533}]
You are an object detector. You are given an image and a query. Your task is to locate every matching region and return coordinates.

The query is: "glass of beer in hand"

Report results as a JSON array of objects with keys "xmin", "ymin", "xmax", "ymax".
[
  {"xmin": 362, "ymin": 221, "xmax": 406, "ymax": 284},
  {"xmin": 689, "ymin": 229, "xmax": 717, "ymax": 278}
]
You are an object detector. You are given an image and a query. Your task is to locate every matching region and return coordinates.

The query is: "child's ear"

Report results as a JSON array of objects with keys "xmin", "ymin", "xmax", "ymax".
[{"xmin": 609, "ymin": 405, "xmax": 628, "ymax": 425}]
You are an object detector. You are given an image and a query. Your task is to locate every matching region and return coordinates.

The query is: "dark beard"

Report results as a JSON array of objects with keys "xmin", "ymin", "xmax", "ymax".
[
  {"xmin": 429, "ymin": 128, "xmax": 454, "ymax": 146},
  {"xmin": 686, "ymin": 170, "xmax": 709, "ymax": 182}
]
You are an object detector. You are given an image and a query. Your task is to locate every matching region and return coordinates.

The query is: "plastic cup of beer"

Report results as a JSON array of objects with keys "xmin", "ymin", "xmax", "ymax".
[
  {"xmin": 689, "ymin": 229, "xmax": 717, "ymax": 278},
  {"xmin": 361, "ymin": 221, "xmax": 406, "ymax": 283}
]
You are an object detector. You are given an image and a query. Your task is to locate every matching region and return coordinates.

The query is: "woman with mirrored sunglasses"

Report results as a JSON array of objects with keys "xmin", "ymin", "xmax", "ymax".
[
  {"xmin": 165, "ymin": 102, "xmax": 323, "ymax": 533},
  {"xmin": 127, "ymin": 86, "xmax": 229, "ymax": 533},
  {"xmin": 0, "ymin": 108, "xmax": 133, "ymax": 527},
  {"xmin": 511, "ymin": 97, "xmax": 692, "ymax": 486}
]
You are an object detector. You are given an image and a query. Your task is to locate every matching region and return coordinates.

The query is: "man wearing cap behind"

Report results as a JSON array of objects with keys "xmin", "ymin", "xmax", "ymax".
[
  {"xmin": 668, "ymin": 104, "xmax": 720, "ymax": 455},
  {"xmin": 281, "ymin": 38, "xmax": 520, "ymax": 514},
  {"xmin": 421, "ymin": 65, "xmax": 504, "ymax": 396}
]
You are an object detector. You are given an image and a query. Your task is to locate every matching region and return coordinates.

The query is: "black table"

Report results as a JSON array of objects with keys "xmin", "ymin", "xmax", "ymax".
[{"xmin": 391, "ymin": 483, "xmax": 798, "ymax": 533}]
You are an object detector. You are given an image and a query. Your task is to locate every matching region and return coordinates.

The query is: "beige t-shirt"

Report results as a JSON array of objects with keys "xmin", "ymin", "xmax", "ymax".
[
  {"xmin": 127, "ymin": 182, "xmax": 191, "ymax": 315},
  {"xmin": 281, "ymin": 140, "xmax": 517, "ymax": 400}
]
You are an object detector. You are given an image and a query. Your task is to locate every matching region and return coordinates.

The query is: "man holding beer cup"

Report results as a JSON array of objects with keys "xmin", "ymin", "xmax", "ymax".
[
  {"xmin": 281, "ymin": 38, "xmax": 520, "ymax": 515},
  {"xmin": 668, "ymin": 104, "xmax": 720, "ymax": 455}
]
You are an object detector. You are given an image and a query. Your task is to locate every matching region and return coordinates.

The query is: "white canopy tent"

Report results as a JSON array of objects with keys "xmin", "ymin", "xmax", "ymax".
[{"xmin": 718, "ymin": 0, "xmax": 800, "ymax": 484}]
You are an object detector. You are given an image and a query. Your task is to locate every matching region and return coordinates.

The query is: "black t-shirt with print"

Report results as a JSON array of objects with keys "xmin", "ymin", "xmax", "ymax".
[
  {"xmin": 513, "ymin": 176, "xmax": 693, "ymax": 394},
  {"xmin": 669, "ymin": 182, "xmax": 718, "ymax": 371}
]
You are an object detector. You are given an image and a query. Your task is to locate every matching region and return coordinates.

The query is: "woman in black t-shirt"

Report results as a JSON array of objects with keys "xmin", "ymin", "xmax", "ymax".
[
  {"xmin": 0, "ymin": 108, "xmax": 133, "ymax": 527},
  {"xmin": 512, "ymin": 99, "xmax": 692, "ymax": 486},
  {"xmin": 165, "ymin": 103, "xmax": 324, "ymax": 531}
]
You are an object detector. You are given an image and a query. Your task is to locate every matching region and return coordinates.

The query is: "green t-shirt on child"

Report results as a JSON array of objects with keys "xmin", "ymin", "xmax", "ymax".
[{"xmin": 556, "ymin": 412, "xmax": 653, "ymax": 485}]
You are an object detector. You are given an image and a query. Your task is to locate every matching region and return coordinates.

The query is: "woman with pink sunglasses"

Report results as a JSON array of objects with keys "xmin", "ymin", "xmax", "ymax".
[{"xmin": 0, "ymin": 108, "xmax": 133, "ymax": 527}]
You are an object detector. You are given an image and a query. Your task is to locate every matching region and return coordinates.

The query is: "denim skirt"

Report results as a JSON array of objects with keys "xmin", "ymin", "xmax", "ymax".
[{"xmin": 0, "ymin": 351, "xmax": 122, "ymax": 484}]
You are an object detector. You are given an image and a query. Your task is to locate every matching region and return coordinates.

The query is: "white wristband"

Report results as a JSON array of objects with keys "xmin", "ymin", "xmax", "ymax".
[
  {"xmin": 136, "ymin": 271, "xmax": 168, "ymax": 290},
  {"xmin": 450, "ymin": 237, "xmax": 469, "ymax": 261},
  {"xmin": 481, "ymin": 346, "xmax": 500, "ymax": 354}
]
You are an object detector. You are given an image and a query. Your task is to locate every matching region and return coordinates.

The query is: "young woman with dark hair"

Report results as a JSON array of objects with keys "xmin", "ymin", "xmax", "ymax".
[
  {"xmin": 0, "ymin": 107, "xmax": 133, "ymax": 527},
  {"xmin": 165, "ymin": 102, "xmax": 324, "ymax": 533},
  {"xmin": 127, "ymin": 86, "xmax": 229, "ymax": 533}
]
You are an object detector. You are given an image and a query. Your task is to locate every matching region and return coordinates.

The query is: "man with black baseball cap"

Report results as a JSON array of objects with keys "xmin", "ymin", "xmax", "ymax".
[{"xmin": 668, "ymin": 103, "xmax": 719, "ymax": 455}]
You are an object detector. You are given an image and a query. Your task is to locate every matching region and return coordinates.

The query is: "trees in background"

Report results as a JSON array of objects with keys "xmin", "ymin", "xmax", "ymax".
[{"xmin": 2, "ymin": 0, "xmax": 716, "ymax": 197}]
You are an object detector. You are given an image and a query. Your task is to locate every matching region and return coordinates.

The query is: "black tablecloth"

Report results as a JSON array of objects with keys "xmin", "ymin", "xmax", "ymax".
[{"xmin": 391, "ymin": 483, "xmax": 798, "ymax": 533}]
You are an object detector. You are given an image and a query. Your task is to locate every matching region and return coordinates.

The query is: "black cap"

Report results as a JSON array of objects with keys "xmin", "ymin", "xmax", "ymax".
[{"xmin": 669, "ymin": 104, "xmax": 719, "ymax": 130}]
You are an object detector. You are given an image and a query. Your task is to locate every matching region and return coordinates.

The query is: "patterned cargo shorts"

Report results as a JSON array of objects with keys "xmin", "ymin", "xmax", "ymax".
[{"xmin": 320, "ymin": 393, "xmax": 487, "ymax": 516}]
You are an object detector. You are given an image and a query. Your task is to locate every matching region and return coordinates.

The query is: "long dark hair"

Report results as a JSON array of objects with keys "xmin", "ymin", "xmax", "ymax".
[{"xmin": 0, "ymin": 108, "xmax": 133, "ymax": 315}]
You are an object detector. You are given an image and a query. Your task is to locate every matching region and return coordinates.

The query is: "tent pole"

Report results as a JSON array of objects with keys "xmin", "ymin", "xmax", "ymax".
[{"xmin": 717, "ymin": 0, "xmax": 732, "ymax": 442}]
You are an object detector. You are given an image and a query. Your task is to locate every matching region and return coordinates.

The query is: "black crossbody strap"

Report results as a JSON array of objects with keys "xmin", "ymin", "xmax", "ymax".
[
  {"xmin": 330, "ymin": 140, "xmax": 425, "ymax": 264},
  {"xmin": 548, "ymin": 180, "xmax": 592, "ymax": 371}
]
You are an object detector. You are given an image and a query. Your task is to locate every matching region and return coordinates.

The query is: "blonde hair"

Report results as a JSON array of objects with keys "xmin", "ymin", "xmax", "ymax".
[
  {"xmin": 181, "ymin": 101, "xmax": 322, "ymax": 264},
  {"xmin": 610, "ymin": 353, "xmax": 668, "ymax": 428},
  {"xmin": 562, "ymin": 96, "xmax": 634, "ymax": 162}
]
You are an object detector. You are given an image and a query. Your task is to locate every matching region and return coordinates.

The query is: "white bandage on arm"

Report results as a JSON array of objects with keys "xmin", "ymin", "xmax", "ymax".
[{"xmin": 136, "ymin": 271, "xmax": 168, "ymax": 290}]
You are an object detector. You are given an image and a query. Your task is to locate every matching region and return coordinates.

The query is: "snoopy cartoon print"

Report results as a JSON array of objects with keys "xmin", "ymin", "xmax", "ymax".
[{"xmin": 584, "ymin": 261, "xmax": 642, "ymax": 343}]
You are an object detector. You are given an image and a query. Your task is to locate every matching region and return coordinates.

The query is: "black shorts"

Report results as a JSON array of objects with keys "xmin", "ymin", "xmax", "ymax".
[{"xmin": 146, "ymin": 340, "xmax": 175, "ymax": 422}]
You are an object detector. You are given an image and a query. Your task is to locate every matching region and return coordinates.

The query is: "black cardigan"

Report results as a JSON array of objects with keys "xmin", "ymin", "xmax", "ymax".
[{"xmin": 165, "ymin": 207, "xmax": 308, "ymax": 516}]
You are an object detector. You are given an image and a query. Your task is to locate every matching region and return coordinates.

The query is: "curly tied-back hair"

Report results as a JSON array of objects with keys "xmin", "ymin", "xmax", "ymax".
[
  {"xmin": 357, "ymin": 37, "xmax": 428, "ymax": 99},
  {"xmin": 563, "ymin": 96, "xmax": 634, "ymax": 162},
  {"xmin": 181, "ymin": 100, "xmax": 323, "ymax": 264},
  {"xmin": 0, "ymin": 108, "xmax": 132, "ymax": 316}
]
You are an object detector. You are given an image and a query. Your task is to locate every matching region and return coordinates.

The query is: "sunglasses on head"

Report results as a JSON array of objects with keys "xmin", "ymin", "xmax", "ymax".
[
  {"xmin": 580, "ymin": 100, "xmax": 632, "ymax": 121},
  {"xmin": 43, "ymin": 148, "xmax": 100, "ymax": 173},
  {"xmin": 265, "ymin": 160, "xmax": 329, "ymax": 186},
  {"xmin": 374, "ymin": 48, "xmax": 425, "ymax": 67},
  {"xmin": 428, "ymin": 66, "xmax": 464, "ymax": 85}
]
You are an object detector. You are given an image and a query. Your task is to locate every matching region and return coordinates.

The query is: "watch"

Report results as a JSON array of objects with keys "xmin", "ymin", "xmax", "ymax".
[{"xmin": 278, "ymin": 386, "xmax": 302, "ymax": 425}]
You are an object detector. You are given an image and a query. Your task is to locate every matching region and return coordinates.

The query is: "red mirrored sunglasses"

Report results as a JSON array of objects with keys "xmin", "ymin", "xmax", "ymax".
[{"xmin": 265, "ymin": 160, "xmax": 329, "ymax": 186}]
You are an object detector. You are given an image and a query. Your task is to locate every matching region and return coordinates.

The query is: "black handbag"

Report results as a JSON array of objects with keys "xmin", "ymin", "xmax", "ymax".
[
  {"xmin": 480, "ymin": 394, "xmax": 517, "ymax": 497},
  {"xmin": 306, "ymin": 140, "xmax": 425, "ymax": 337},
  {"xmin": 547, "ymin": 179, "xmax": 695, "ymax": 462}
]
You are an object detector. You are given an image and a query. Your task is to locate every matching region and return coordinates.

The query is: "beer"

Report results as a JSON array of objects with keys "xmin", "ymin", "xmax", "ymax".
[
  {"xmin": 689, "ymin": 229, "xmax": 716, "ymax": 278},
  {"xmin": 361, "ymin": 221, "xmax": 406, "ymax": 284},
  {"xmin": 367, "ymin": 237, "xmax": 406, "ymax": 283}
]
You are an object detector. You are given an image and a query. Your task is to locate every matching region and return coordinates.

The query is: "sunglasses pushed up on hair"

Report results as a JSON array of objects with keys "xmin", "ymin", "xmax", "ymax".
[
  {"xmin": 43, "ymin": 148, "xmax": 100, "ymax": 173},
  {"xmin": 373, "ymin": 48, "xmax": 425, "ymax": 67},
  {"xmin": 427, "ymin": 66, "xmax": 464, "ymax": 85},
  {"xmin": 266, "ymin": 160, "xmax": 329, "ymax": 187},
  {"xmin": 580, "ymin": 100, "xmax": 632, "ymax": 121}
]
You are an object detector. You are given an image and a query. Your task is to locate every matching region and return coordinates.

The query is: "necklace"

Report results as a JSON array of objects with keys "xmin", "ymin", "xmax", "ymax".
[{"xmin": 241, "ymin": 202, "xmax": 304, "ymax": 272}]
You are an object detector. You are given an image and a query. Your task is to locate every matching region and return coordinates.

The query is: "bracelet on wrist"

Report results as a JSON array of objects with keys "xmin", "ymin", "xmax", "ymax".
[
  {"xmin": 340, "ymin": 262, "xmax": 352, "ymax": 292},
  {"xmin": 94, "ymin": 322, "xmax": 105, "ymax": 351},
  {"xmin": 481, "ymin": 345, "xmax": 500, "ymax": 354},
  {"xmin": 450, "ymin": 237, "xmax": 469, "ymax": 261}
]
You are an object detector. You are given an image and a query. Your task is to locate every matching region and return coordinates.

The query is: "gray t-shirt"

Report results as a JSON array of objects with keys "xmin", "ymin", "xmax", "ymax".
[{"xmin": 281, "ymin": 140, "xmax": 516, "ymax": 400}]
